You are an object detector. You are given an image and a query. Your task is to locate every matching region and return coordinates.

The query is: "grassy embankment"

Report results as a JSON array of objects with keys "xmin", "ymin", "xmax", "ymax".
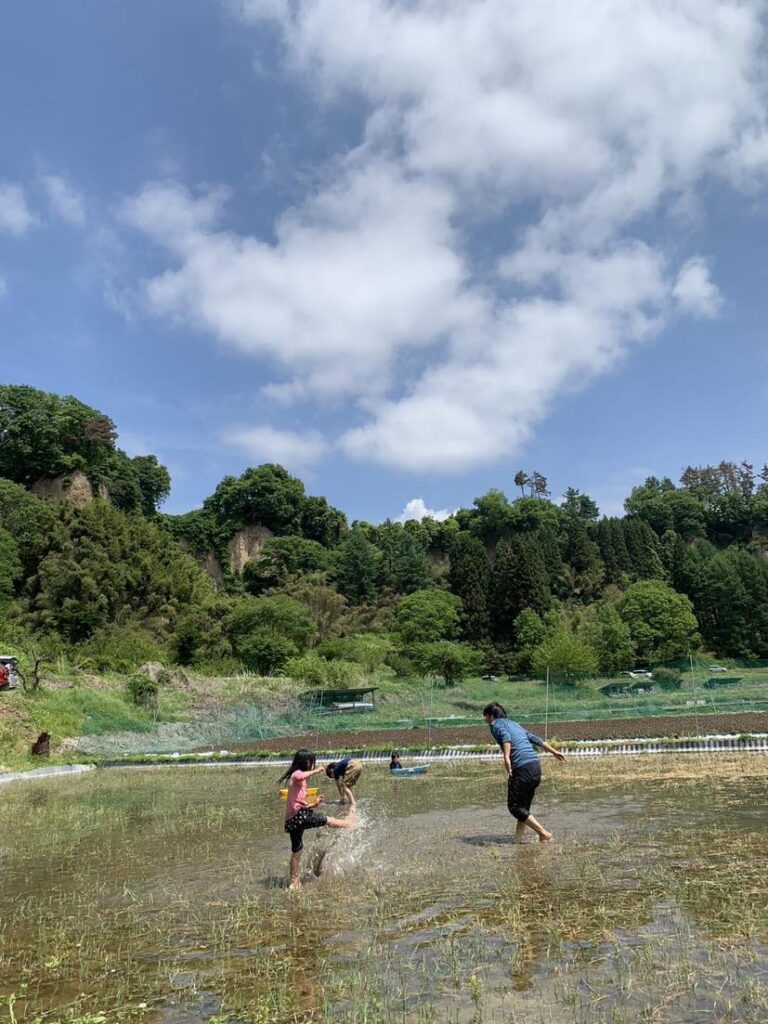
[{"xmin": 2, "ymin": 658, "xmax": 767, "ymax": 767}]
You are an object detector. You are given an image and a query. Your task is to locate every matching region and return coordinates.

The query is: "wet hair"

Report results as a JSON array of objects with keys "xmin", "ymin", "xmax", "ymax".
[
  {"xmin": 278, "ymin": 748, "xmax": 316, "ymax": 783},
  {"xmin": 483, "ymin": 702, "xmax": 507, "ymax": 720},
  {"xmin": 390, "ymin": 751, "xmax": 400, "ymax": 759},
  {"xmin": 325, "ymin": 762, "xmax": 337, "ymax": 778}
]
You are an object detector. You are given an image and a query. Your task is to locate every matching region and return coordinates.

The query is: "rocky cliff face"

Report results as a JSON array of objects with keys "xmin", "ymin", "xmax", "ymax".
[
  {"xmin": 200, "ymin": 551, "xmax": 225, "ymax": 587},
  {"xmin": 30, "ymin": 470, "xmax": 108, "ymax": 507},
  {"xmin": 227, "ymin": 524, "xmax": 274, "ymax": 574}
]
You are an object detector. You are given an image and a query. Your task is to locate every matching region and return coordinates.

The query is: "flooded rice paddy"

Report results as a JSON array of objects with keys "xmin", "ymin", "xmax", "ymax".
[{"xmin": 1, "ymin": 755, "xmax": 767, "ymax": 1024}]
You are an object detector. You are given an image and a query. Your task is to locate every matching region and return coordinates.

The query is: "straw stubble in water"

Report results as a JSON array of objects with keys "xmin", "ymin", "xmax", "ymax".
[{"xmin": 0, "ymin": 756, "xmax": 766, "ymax": 1023}]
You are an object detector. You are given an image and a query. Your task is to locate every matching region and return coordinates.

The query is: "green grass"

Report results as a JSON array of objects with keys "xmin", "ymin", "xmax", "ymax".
[
  {"xmin": 0, "ymin": 685, "xmax": 185, "ymax": 771},
  {"xmin": 3, "ymin": 662, "xmax": 767, "ymax": 764}
]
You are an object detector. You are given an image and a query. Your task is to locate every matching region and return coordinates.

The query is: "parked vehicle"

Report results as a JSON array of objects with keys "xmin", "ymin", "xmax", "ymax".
[{"xmin": 0, "ymin": 655, "xmax": 21, "ymax": 691}]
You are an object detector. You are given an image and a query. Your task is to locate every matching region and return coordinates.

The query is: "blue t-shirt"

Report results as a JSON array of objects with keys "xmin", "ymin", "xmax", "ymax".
[
  {"xmin": 332, "ymin": 756, "xmax": 351, "ymax": 780},
  {"xmin": 490, "ymin": 718, "xmax": 544, "ymax": 770}
]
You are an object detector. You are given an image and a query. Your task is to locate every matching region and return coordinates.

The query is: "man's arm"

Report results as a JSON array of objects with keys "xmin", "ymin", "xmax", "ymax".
[{"xmin": 501, "ymin": 741, "xmax": 513, "ymax": 775}]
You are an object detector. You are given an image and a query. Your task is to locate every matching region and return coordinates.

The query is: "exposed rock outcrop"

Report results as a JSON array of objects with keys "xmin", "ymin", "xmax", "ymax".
[
  {"xmin": 31, "ymin": 470, "xmax": 108, "ymax": 507},
  {"xmin": 201, "ymin": 551, "xmax": 225, "ymax": 587},
  {"xmin": 178, "ymin": 539, "xmax": 225, "ymax": 587},
  {"xmin": 227, "ymin": 524, "xmax": 274, "ymax": 574}
]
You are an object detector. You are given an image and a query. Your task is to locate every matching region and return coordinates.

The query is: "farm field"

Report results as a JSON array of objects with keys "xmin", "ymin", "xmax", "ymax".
[
  {"xmin": 224, "ymin": 709, "xmax": 768, "ymax": 754},
  {"xmin": 70, "ymin": 663, "xmax": 768, "ymax": 757},
  {"xmin": 1, "ymin": 755, "xmax": 766, "ymax": 1024}
]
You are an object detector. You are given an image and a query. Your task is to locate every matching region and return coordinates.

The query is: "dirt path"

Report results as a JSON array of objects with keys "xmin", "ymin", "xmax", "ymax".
[{"xmin": 225, "ymin": 710, "xmax": 768, "ymax": 753}]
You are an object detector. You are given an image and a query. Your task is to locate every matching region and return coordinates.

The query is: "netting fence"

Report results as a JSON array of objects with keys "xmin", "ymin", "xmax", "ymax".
[{"xmin": 74, "ymin": 657, "xmax": 768, "ymax": 756}]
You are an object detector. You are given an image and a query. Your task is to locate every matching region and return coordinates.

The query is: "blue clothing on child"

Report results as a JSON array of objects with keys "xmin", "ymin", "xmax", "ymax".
[
  {"xmin": 331, "ymin": 756, "xmax": 351, "ymax": 780},
  {"xmin": 489, "ymin": 718, "xmax": 545, "ymax": 770}
]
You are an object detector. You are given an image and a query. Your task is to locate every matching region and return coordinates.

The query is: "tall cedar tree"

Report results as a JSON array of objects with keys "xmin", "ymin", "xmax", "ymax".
[
  {"xmin": 563, "ymin": 519, "xmax": 604, "ymax": 600},
  {"xmin": 376, "ymin": 522, "xmax": 431, "ymax": 595},
  {"xmin": 535, "ymin": 524, "xmax": 567, "ymax": 596},
  {"xmin": 332, "ymin": 528, "xmax": 381, "ymax": 605},
  {"xmin": 489, "ymin": 537, "xmax": 550, "ymax": 647},
  {"xmin": 623, "ymin": 518, "xmax": 665, "ymax": 581},
  {"xmin": 596, "ymin": 518, "xmax": 631, "ymax": 585},
  {"xmin": 448, "ymin": 533, "xmax": 491, "ymax": 642}
]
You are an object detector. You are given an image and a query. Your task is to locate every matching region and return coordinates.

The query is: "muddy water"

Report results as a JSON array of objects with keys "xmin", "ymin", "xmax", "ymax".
[{"xmin": 1, "ymin": 757, "xmax": 766, "ymax": 1024}]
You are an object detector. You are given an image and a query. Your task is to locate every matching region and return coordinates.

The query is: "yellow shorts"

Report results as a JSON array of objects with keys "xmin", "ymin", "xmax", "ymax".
[{"xmin": 342, "ymin": 760, "xmax": 363, "ymax": 788}]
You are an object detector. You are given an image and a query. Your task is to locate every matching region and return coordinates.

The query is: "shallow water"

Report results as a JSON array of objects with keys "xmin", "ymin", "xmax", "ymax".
[{"xmin": 1, "ymin": 756, "xmax": 767, "ymax": 1023}]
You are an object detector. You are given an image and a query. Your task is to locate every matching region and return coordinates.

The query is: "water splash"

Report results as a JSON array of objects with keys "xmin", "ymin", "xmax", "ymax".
[{"xmin": 308, "ymin": 802, "xmax": 384, "ymax": 880}]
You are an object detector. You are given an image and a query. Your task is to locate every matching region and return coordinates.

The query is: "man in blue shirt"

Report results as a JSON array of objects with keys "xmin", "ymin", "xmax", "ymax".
[{"xmin": 483, "ymin": 702, "xmax": 566, "ymax": 843}]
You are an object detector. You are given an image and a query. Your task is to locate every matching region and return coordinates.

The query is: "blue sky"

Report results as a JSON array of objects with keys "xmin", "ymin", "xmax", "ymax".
[{"xmin": 2, "ymin": 0, "xmax": 767, "ymax": 522}]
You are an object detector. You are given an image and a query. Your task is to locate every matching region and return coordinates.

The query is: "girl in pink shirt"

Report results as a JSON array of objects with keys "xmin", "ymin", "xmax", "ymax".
[{"xmin": 279, "ymin": 749, "xmax": 355, "ymax": 891}]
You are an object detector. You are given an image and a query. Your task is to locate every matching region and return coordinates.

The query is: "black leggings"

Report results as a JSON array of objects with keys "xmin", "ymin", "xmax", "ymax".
[
  {"xmin": 285, "ymin": 808, "xmax": 328, "ymax": 853},
  {"xmin": 507, "ymin": 760, "xmax": 541, "ymax": 823}
]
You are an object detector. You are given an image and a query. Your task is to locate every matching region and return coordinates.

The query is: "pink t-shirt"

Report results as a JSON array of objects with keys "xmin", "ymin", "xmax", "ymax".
[{"xmin": 285, "ymin": 769, "xmax": 314, "ymax": 818}]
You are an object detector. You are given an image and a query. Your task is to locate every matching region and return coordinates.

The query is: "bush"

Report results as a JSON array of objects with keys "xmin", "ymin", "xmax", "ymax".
[
  {"xmin": 79, "ymin": 625, "xmax": 165, "ymax": 673},
  {"xmin": 228, "ymin": 595, "xmax": 315, "ymax": 652},
  {"xmin": 531, "ymin": 631, "xmax": 598, "ymax": 683},
  {"xmin": 317, "ymin": 633, "xmax": 394, "ymax": 673},
  {"xmin": 652, "ymin": 666, "xmax": 682, "ymax": 690},
  {"xmin": 237, "ymin": 629, "xmax": 297, "ymax": 675},
  {"xmin": 325, "ymin": 659, "xmax": 362, "ymax": 686},
  {"xmin": 284, "ymin": 653, "xmax": 329, "ymax": 686},
  {"xmin": 126, "ymin": 674, "xmax": 159, "ymax": 711},
  {"xmin": 412, "ymin": 641, "xmax": 481, "ymax": 686},
  {"xmin": 394, "ymin": 589, "xmax": 462, "ymax": 644},
  {"xmin": 384, "ymin": 650, "xmax": 418, "ymax": 677}
]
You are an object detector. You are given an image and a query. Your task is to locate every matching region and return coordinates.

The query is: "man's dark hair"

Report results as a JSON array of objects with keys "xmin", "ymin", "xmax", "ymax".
[{"xmin": 483, "ymin": 702, "xmax": 507, "ymax": 720}]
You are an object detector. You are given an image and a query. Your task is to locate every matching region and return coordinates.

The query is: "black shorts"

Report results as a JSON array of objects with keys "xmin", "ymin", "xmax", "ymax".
[
  {"xmin": 507, "ymin": 760, "xmax": 541, "ymax": 823},
  {"xmin": 284, "ymin": 808, "xmax": 328, "ymax": 853}
]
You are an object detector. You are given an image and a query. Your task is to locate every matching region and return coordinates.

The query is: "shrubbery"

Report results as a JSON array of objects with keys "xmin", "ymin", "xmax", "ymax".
[
  {"xmin": 126, "ymin": 674, "xmax": 159, "ymax": 711},
  {"xmin": 652, "ymin": 666, "xmax": 683, "ymax": 690}
]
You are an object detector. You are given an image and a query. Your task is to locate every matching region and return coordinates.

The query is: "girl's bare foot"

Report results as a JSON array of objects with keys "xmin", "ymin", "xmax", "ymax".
[
  {"xmin": 288, "ymin": 880, "xmax": 302, "ymax": 891},
  {"xmin": 539, "ymin": 833, "xmax": 554, "ymax": 843}
]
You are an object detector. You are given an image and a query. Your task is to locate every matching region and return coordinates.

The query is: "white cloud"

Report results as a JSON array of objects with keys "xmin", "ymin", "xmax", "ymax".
[
  {"xmin": 673, "ymin": 257, "xmax": 723, "ymax": 318},
  {"xmin": 121, "ymin": 163, "xmax": 475, "ymax": 398},
  {"xmin": 121, "ymin": 0, "xmax": 768, "ymax": 471},
  {"xmin": 223, "ymin": 424, "xmax": 328, "ymax": 468},
  {"xmin": 396, "ymin": 498, "xmax": 452, "ymax": 523},
  {"xmin": 39, "ymin": 175, "xmax": 86, "ymax": 226},
  {"xmin": 0, "ymin": 182, "xmax": 36, "ymax": 235}
]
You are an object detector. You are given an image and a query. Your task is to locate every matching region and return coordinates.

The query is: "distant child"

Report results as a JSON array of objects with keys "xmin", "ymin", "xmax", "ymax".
[
  {"xmin": 389, "ymin": 751, "xmax": 403, "ymax": 772},
  {"xmin": 280, "ymin": 749, "xmax": 356, "ymax": 891},
  {"xmin": 326, "ymin": 756, "xmax": 363, "ymax": 805}
]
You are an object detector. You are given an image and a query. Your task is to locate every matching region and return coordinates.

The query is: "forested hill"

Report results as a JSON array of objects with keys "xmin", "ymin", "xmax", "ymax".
[{"xmin": 1, "ymin": 383, "xmax": 768, "ymax": 682}]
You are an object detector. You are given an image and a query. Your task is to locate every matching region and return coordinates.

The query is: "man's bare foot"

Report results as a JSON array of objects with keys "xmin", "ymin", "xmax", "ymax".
[
  {"xmin": 539, "ymin": 833, "xmax": 554, "ymax": 843},
  {"xmin": 288, "ymin": 879, "xmax": 302, "ymax": 891}
]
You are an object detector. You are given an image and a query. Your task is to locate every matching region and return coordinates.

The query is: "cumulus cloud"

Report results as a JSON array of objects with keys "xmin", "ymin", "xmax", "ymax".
[
  {"xmin": 121, "ymin": 163, "xmax": 476, "ymax": 398},
  {"xmin": 396, "ymin": 498, "xmax": 452, "ymax": 523},
  {"xmin": 122, "ymin": 0, "xmax": 768, "ymax": 471},
  {"xmin": 0, "ymin": 182, "xmax": 36, "ymax": 235},
  {"xmin": 673, "ymin": 257, "xmax": 723, "ymax": 318},
  {"xmin": 39, "ymin": 175, "xmax": 86, "ymax": 226},
  {"xmin": 223, "ymin": 424, "xmax": 328, "ymax": 468}
]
